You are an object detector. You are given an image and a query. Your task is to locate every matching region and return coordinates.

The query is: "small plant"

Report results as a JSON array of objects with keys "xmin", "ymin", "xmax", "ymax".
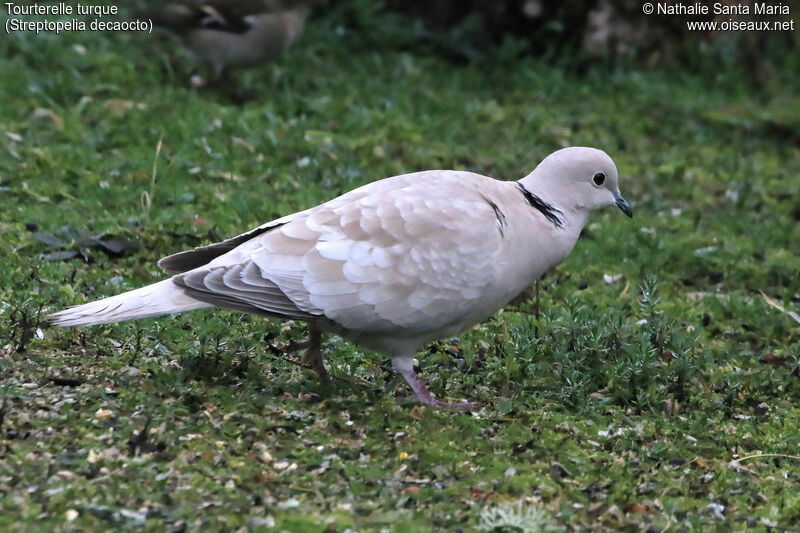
[
  {"xmin": 476, "ymin": 501, "xmax": 555, "ymax": 532},
  {"xmin": 8, "ymin": 302, "xmax": 42, "ymax": 353},
  {"xmin": 141, "ymin": 137, "xmax": 162, "ymax": 220}
]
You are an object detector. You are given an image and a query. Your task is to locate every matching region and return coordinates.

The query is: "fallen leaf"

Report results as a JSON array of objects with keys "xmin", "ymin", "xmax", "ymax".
[
  {"xmin": 587, "ymin": 502, "xmax": 605, "ymax": 514},
  {"xmin": 32, "ymin": 108, "xmax": 64, "ymax": 130},
  {"xmin": 760, "ymin": 290, "xmax": 800, "ymax": 325},
  {"xmin": 210, "ymin": 171, "xmax": 245, "ymax": 182},
  {"xmin": 687, "ymin": 292, "xmax": 730, "ymax": 301},
  {"xmin": 34, "ymin": 228, "xmax": 139, "ymax": 260},
  {"xmin": 761, "ymin": 353, "xmax": 785, "ymax": 367},
  {"xmin": 104, "ymin": 99, "xmax": 135, "ymax": 115},
  {"xmin": 42, "ymin": 250, "xmax": 80, "ymax": 261},
  {"xmin": 49, "ymin": 376, "xmax": 84, "ymax": 387},
  {"xmin": 33, "ymin": 232, "xmax": 67, "ymax": 247},
  {"xmin": 550, "ymin": 462, "xmax": 570, "ymax": 478},
  {"xmin": 189, "ymin": 215, "xmax": 212, "ymax": 226},
  {"xmin": 623, "ymin": 503, "xmax": 654, "ymax": 514},
  {"xmin": 90, "ymin": 236, "xmax": 139, "ymax": 255},
  {"xmin": 231, "ymin": 137, "xmax": 256, "ymax": 152},
  {"xmin": 467, "ymin": 488, "xmax": 492, "ymax": 501}
]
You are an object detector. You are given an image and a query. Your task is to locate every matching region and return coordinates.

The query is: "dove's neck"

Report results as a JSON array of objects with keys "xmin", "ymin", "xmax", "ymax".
[{"xmin": 517, "ymin": 172, "xmax": 590, "ymax": 234}]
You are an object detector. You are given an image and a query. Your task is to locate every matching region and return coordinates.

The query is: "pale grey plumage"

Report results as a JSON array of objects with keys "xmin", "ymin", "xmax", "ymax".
[{"xmin": 48, "ymin": 147, "xmax": 633, "ymax": 407}]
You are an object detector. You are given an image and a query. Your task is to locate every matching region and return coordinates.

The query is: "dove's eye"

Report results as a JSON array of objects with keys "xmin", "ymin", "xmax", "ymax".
[{"xmin": 592, "ymin": 172, "xmax": 606, "ymax": 186}]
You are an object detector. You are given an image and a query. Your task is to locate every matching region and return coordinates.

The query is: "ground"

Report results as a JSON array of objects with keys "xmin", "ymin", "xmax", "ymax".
[{"xmin": 1, "ymin": 7, "xmax": 800, "ymax": 532}]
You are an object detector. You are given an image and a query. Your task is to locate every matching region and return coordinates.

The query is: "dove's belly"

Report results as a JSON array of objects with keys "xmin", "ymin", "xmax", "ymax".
[
  {"xmin": 322, "ymin": 262, "xmax": 552, "ymax": 356},
  {"xmin": 325, "ymin": 219, "xmax": 580, "ymax": 356}
]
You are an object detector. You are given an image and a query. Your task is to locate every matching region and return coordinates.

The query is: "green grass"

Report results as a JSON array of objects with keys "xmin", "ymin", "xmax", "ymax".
[{"xmin": 2, "ymin": 7, "xmax": 800, "ymax": 531}]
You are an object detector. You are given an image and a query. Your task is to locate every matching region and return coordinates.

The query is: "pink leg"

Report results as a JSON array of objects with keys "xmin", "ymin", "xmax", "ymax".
[{"xmin": 392, "ymin": 357, "xmax": 478, "ymax": 409}]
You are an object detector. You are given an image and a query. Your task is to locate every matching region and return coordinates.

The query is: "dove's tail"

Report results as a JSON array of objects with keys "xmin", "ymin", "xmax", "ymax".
[{"xmin": 47, "ymin": 279, "xmax": 211, "ymax": 327}]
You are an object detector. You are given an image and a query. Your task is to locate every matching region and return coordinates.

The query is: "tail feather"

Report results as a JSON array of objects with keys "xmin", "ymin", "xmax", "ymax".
[{"xmin": 47, "ymin": 279, "xmax": 211, "ymax": 327}]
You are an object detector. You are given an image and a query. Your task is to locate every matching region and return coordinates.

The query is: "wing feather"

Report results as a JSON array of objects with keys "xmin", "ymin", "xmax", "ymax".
[{"xmin": 160, "ymin": 171, "xmax": 506, "ymax": 334}]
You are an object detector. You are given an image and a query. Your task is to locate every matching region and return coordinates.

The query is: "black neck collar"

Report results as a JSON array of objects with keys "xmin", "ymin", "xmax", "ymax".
[{"xmin": 516, "ymin": 183, "xmax": 564, "ymax": 228}]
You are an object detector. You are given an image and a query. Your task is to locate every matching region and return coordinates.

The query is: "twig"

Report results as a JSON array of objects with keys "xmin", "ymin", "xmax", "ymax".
[
  {"xmin": 734, "ymin": 453, "xmax": 800, "ymax": 463},
  {"xmin": 618, "ymin": 281, "xmax": 630, "ymax": 300},
  {"xmin": 142, "ymin": 137, "xmax": 162, "ymax": 219}
]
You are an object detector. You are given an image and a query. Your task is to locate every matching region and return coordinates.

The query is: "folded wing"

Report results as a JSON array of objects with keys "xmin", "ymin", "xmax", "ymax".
[{"xmin": 172, "ymin": 171, "xmax": 505, "ymax": 336}]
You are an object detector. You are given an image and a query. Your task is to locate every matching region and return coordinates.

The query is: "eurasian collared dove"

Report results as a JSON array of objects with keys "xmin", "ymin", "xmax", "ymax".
[
  {"xmin": 146, "ymin": 0, "xmax": 309, "ymax": 79},
  {"xmin": 48, "ymin": 147, "xmax": 632, "ymax": 408}
]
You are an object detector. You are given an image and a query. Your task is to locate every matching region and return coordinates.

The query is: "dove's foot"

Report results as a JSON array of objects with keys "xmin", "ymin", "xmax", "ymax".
[
  {"xmin": 300, "ymin": 327, "xmax": 329, "ymax": 383},
  {"xmin": 392, "ymin": 356, "xmax": 477, "ymax": 410},
  {"xmin": 286, "ymin": 338, "xmax": 312, "ymax": 353}
]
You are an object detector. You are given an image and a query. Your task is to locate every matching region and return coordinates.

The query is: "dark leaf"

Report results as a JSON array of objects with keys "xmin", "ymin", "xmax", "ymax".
[
  {"xmin": 91, "ymin": 238, "xmax": 140, "ymax": 254},
  {"xmin": 660, "ymin": 350, "xmax": 676, "ymax": 363},
  {"xmin": 42, "ymin": 250, "xmax": 79, "ymax": 261},
  {"xmin": 550, "ymin": 462, "xmax": 571, "ymax": 478},
  {"xmin": 57, "ymin": 226, "xmax": 81, "ymax": 240},
  {"xmin": 49, "ymin": 376, "xmax": 84, "ymax": 387},
  {"xmin": 33, "ymin": 232, "xmax": 67, "ymax": 248},
  {"xmin": 761, "ymin": 353, "xmax": 785, "ymax": 367},
  {"xmin": 624, "ymin": 503, "xmax": 655, "ymax": 514}
]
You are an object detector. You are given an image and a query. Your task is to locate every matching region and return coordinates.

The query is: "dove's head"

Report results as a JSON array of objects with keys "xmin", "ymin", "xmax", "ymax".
[{"xmin": 521, "ymin": 147, "xmax": 632, "ymax": 220}]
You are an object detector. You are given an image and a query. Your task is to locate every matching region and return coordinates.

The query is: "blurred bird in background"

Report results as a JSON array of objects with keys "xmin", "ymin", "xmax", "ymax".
[{"xmin": 144, "ymin": 0, "xmax": 309, "ymax": 92}]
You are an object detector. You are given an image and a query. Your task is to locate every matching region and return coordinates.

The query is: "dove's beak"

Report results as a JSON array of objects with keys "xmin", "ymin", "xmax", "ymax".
[{"xmin": 614, "ymin": 191, "xmax": 633, "ymax": 218}]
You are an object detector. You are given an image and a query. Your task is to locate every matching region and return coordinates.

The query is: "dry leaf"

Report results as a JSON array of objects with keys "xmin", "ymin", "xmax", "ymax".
[
  {"xmin": 759, "ymin": 290, "xmax": 800, "ymax": 325},
  {"xmin": 623, "ymin": 503, "xmax": 655, "ymax": 514},
  {"xmin": 687, "ymin": 292, "xmax": 730, "ymax": 301},
  {"xmin": 104, "ymin": 99, "xmax": 135, "ymax": 115},
  {"xmin": 660, "ymin": 349, "xmax": 676, "ymax": 363},
  {"xmin": 210, "ymin": 171, "xmax": 245, "ymax": 182},
  {"xmin": 32, "ymin": 108, "xmax": 64, "ymax": 130},
  {"xmin": 761, "ymin": 353, "xmax": 785, "ymax": 367}
]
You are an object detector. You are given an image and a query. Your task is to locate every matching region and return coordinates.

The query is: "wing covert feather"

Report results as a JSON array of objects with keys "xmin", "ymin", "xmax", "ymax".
[
  {"xmin": 256, "ymin": 172, "xmax": 504, "ymax": 333},
  {"xmin": 168, "ymin": 171, "xmax": 507, "ymax": 333}
]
